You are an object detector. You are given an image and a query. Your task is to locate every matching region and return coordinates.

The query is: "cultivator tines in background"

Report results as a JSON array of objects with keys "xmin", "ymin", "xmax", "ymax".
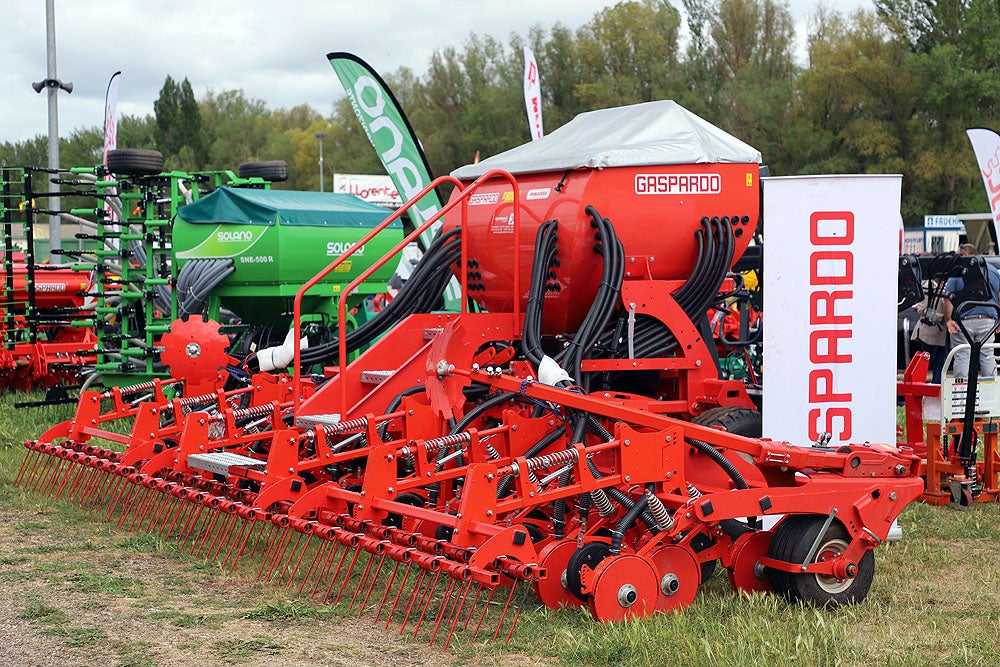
[{"xmin": 0, "ymin": 167, "xmax": 98, "ymax": 392}]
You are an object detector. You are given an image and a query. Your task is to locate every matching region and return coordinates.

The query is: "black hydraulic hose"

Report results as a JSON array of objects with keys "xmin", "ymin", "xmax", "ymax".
[
  {"xmin": 426, "ymin": 389, "xmax": 519, "ymax": 506},
  {"xmin": 496, "ymin": 425, "xmax": 568, "ymax": 499},
  {"xmin": 448, "ymin": 391, "xmax": 518, "ymax": 435},
  {"xmin": 610, "ymin": 493, "xmax": 650, "ymax": 555},
  {"xmin": 377, "ymin": 385, "xmax": 427, "ymax": 441},
  {"xmin": 685, "ymin": 437, "xmax": 749, "ymax": 490},
  {"xmin": 522, "ymin": 220, "xmax": 559, "ymax": 367},
  {"xmin": 296, "ymin": 229, "xmax": 461, "ymax": 367},
  {"xmin": 561, "ymin": 207, "xmax": 624, "ymax": 382}
]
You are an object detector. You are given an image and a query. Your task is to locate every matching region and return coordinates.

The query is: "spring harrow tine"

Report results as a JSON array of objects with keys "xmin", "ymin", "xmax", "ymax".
[
  {"xmin": 310, "ymin": 537, "xmax": 346, "ymax": 599},
  {"xmin": 297, "ymin": 534, "xmax": 333, "ymax": 594},
  {"xmin": 208, "ymin": 510, "xmax": 239, "ymax": 562},
  {"xmin": 472, "ymin": 586, "xmax": 498, "ymax": 640},
  {"xmin": 191, "ymin": 501, "xmax": 224, "ymax": 555},
  {"xmin": 492, "ymin": 580, "xmax": 521, "ymax": 642},
  {"xmin": 373, "ymin": 557, "xmax": 405, "ymax": 623},
  {"xmin": 13, "ymin": 449, "xmax": 39, "ymax": 488},
  {"xmin": 399, "ymin": 567, "xmax": 429, "ymax": 634},
  {"xmin": 442, "ymin": 579, "xmax": 478, "ymax": 650},
  {"xmin": 258, "ymin": 520, "xmax": 295, "ymax": 581},
  {"xmin": 382, "ymin": 560, "xmax": 415, "ymax": 629},
  {"xmin": 348, "ymin": 547, "xmax": 381, "ymax": 611},
  {"xmin": 277, "ymin": 527, "xmax": 313, "ymax": 586},
  {"xmin": 409, "ymin": 569, "xmax": 442, "ymax": 638},
  {"xmin": 228, "ymin": 517, "xmax": 265, "ymax": 572},
  {"xmin": 428, "ymin": 574, "xmax": 459, "ymax": 645}
]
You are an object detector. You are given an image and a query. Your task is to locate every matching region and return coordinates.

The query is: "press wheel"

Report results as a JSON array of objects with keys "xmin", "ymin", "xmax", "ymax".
[
  {"xmin": 587, "ymin": 554, "xmax": 659, "ymax": 622},
  {"xmin": 649, "ymin": 545, "xmax": 700, "ymax": 612},
  {"xmin": 727, "ymin": 530, "xmax": 773, "ymax": 595},
  {"xmin": 533, "ymin": 540, "xmax": 585, "ymax": 609}
]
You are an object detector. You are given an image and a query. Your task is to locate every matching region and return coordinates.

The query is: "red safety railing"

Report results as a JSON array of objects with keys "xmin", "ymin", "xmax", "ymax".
[{"xmin": 291, "ymin": 169, "xmax": 524, "ymax": 415}]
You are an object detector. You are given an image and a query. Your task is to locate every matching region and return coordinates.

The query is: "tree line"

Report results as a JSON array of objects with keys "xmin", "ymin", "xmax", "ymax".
[{"xmin": 2, "ymin": 0, "xmax": 999, "ymax": 226}]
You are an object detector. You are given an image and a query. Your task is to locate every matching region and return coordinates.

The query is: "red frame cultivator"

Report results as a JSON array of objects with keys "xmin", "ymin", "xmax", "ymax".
[
  {"xmin": 19, "ymin": 103, "xmax": 924, "ymax": 644},
  {"xmin": 0, "ymin": 257, "xmax": 96, "ymax": 392}
]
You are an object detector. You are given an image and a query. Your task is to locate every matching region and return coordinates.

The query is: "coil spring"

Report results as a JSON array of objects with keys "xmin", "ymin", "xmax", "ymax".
[
  {"xmin": 323, "ymin": 416, "xmax": 371, "ymax": 435},
  {"xmin": 485, "ymin": 443, "xmax": 501, "ymax": 460},
  {"xmin": 423, "ymin": 431, "xmax": 472, "ymax": 455},
  {"xmin": 178, "ymin": 392, "xmax": 219, "ymax": 408},
  {"xmin": 590, "ymin": 488, "xmax": 616, "ymax": 516},
  {"xmin": 220, "ymin": 403, "xmax": 275, "ymax": 423},
  {"xmin": 644, "ymin": 489, "xmax": 674, "ymax": 531},
  {"xmin": 106, "ymin": 378, "xmax": 180, "ymax": 399},
  {"xmin": 686, "ymin": 482, "xmax": 702, "ymax": 499},
  {"xmin": 524, "ymin": 447, "xmax": 578, "ymax": 473}
]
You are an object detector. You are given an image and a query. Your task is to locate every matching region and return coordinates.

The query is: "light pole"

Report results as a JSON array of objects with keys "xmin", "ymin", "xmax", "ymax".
[
  {"xmin": 314, "ymin": 132, "xmax": 327, "ymax": 192},
  {"xmin": 32, "ymin": 0, "xmax": 72, "ymax": 262}
]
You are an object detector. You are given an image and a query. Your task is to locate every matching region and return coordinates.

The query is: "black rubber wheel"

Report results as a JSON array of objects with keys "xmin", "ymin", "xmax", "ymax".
[
  {"xmin": 238, "ymin": 160, "xmax": 288, "ymax": 182},
  {"xmin": 381, "ymin": 492, "xmax": 425, "ymax": 529},
  {"xmin": 565, "ymin": 542, "xmax": 612, "ymax": 602},
  {"xmin": 689, "ymin": 531, "xmax": 718, "ymax": 584},
  {"xmin": 689, "ymin": 406, "xmax": 762, "ymax": 581},
  {"xmin": 107, "ymin": 148, "xmax": 164, "ymax": 176},
  {"xmin": 766, "ymin": 515, "xmax": 875, "ymax": 607},
  {"xmin": 691, "ymin": 406, "xmax": 762, "ymax": 437}
]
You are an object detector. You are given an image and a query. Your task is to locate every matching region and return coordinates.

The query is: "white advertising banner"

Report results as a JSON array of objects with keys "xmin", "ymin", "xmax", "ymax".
[
  {"xmin": 966, "ymin": 127, "xmax": 1000, "ymax": 245},
  {"xmin": 762, "ymin": 175, "xmax": 901, "ymax": 447},
  {"xmin": 523, "ymin": 46, "xmax": 543, "ymax": 141},
  {"xmin": 333, "ymin": 173, "xmax": 402, "ymax": 208}
]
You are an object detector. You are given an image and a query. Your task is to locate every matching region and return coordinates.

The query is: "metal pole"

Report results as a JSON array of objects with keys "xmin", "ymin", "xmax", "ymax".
[
  {"xmin": 315, "ymin": 132, "xmax": 327, "ymax": 193},
  {"xmin": 45, "ymin": 0, "xmax": 61, "ymax": 262}
]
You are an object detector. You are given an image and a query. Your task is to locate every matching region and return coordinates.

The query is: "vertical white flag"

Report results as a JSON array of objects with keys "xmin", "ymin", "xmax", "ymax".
[
  {"xmin": 966, "ymin": 127, "xmax": 1000, "ymax": 246},
  {"xmin": 102, "ymin": 71, "xmax": 122, "ymax": 164},
  {"xmin": 523, "ymin": 47, "xmax": 543, "ymax": 141},
  {"xmin": 102, "ymin": 71, "xmax": 123, "ymax": 229}
]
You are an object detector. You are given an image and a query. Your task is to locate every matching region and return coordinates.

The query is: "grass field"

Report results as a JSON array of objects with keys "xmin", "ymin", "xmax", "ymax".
[{"xmin": 2, "ymin": 392, "xmax": 1000, "ymax": 666}]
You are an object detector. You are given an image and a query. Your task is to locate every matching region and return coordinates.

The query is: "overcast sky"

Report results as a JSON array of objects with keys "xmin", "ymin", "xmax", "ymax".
[{"xmin": 2, "ymin": 0, "xmax": 872, "ymax": 145}]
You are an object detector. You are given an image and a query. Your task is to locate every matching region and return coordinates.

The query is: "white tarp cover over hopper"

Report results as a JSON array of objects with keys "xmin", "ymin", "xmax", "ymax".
[{"xmin": 451, "ymin": 100, "xmax": 762, "ymax": 180}]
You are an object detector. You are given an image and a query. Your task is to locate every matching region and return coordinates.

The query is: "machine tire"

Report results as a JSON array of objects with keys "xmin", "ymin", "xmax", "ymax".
[
  {"xmin": 238, "ymin": 160, "xmax": 289, "ymax": 182},
  {"xmin": 107, "ymin": 149, "xmax": 164, "ymax": 176},
  {"xmin": 689, "ymin": 405, "xmax": 762, "ymax": 583},
  {"xmin": 691, "ymin": 406, "xmax": 762, "ymax": 438},
  {"xmin": 766, "ymin": 515, "xmax": 875, "ymax": 607}
]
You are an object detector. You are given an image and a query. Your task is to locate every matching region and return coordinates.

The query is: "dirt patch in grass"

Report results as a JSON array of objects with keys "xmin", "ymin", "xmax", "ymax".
[{"xmin": 0, "ymin": 501, "xmax": 545, "ymax": 667}]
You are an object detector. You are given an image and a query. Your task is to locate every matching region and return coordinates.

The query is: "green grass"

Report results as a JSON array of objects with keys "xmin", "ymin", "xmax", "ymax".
[
  {"xmin": 213, "ymin": 637, "xmax": 285, "ymax": 664},
  {"xmin": 3, "ymin": 390, "xmax": 1000, "ymax": 667}
]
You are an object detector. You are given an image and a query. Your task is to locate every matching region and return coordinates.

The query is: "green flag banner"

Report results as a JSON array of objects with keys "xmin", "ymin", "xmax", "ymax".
[{"xmin": 327, "ymin": 52, "xmax": 460, "ymax": 307}]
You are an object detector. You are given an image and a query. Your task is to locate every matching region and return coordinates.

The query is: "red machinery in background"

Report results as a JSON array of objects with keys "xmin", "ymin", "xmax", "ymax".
[{"xmin": 0, "ymin": 251, "xmax": 96, "ymax": 392}]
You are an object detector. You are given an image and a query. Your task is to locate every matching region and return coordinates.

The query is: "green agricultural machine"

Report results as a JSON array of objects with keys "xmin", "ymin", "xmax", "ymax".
[{"xmin": 4, "ymin": 148, "xmax": 401, "ymax": 395}]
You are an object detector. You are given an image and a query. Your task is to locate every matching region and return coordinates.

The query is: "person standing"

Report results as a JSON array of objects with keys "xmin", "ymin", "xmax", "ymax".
[
  {"xmin": 943, "ymin": 243, "xmax": 1000, "ymax": 378},
  {"xmin": 911, "ymin": 278, "xmax": 948, "ymax": 383}
]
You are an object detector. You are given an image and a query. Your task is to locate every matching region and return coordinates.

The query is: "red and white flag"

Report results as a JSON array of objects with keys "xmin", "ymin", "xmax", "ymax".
[
  {"xmin": 102, "ymin": 71, "xmax": 123, "ymax": 226},
  {"xmin": 102, "ymin": 71, "xmax": 122, "ymax": 165},
  {"xmin": 523, "ymin": 47, "xmax": 543, "ymax": 141},
  {"xmin": 967, "ymin": 127, "xmax": 1000, "ymax": 244}
]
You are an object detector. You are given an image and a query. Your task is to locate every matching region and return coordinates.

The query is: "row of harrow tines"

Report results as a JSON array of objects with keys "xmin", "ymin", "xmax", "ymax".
[{"xmin": 18, "ymin": 353, "xmax": 923, "ymax": 644}]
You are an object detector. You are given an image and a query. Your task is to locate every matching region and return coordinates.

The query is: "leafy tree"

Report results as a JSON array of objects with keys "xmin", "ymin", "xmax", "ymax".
[
  {"xmin": 199, "ymin": 89, "xmax": 272, "ymax": 170},
  {"xmin": 153, "ymin": 75, "xmax": 207, "ymax": 167},
  {"xmin": 704, "ymin": 0, "xmax": 801, "ymax": 173},
  {"xmin": 574, "ymin": 0, "xmax": 683, "ymax": 107}
]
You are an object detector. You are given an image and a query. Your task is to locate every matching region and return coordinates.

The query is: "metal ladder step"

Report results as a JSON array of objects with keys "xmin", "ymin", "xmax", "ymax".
[
  {"xmin": 360, "ymin": 369, "xmax": 393, "ymax": 385},
  {"xmin": 294, "ymin": 413, "xmax": 342, "ymax": 428},
  {"xmin": 187, "ymin": 452, "xmax": 266, "ymax": 476}
]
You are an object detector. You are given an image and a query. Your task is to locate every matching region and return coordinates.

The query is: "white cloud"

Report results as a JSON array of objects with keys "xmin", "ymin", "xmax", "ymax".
[{"xmin": 1, "ymin": 0, "xmax": 872, "ymax": 146}]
